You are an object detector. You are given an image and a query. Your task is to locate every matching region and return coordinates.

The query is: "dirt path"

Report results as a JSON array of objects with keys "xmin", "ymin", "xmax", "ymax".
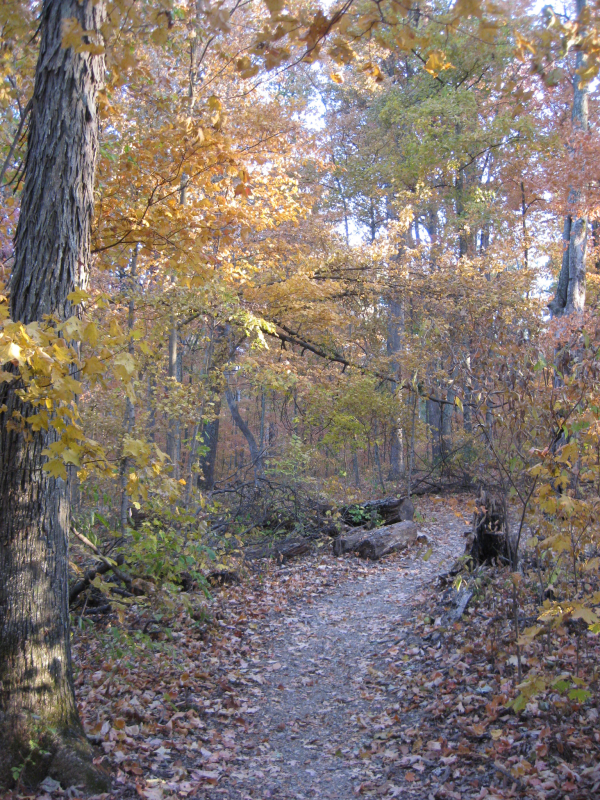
[{"xmin": 203, "ymin": 506, "xmax": 465, "ymax": 800}]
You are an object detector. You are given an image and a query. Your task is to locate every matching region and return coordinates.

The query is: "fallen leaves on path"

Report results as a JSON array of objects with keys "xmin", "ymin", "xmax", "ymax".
[{"xmin": 13, "ymin": 497, "xmax": 600, "ymax": 800}]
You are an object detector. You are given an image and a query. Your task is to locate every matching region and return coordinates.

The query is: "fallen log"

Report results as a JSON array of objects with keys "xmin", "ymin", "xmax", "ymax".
[
  {"xmin": 333, "ymin": 520, "xmax": 418, "ymax": 560},
  {"xmin": 69, "ymin": 553, "xmax": 126, "ymax": 605},
  {"xmin": 338, "ymin": 496, "xmax": 414, "ymax": 528},
  {"xmin": 244, "ymin": 536, "xmax": 313, "ymax": 562}
]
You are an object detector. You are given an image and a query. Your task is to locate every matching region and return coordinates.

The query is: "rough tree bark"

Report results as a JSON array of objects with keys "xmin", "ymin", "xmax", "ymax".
[{"xmin": 0, "ymin": 0, "xmax": 109, "ymax": 790}]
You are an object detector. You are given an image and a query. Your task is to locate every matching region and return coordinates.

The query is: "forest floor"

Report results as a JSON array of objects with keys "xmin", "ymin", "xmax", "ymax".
[{"xmin": 18, "ymin": 497, "xmax": 600, "ymax": 800}]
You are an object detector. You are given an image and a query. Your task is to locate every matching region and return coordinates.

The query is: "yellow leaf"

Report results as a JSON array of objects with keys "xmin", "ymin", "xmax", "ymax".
[
  {"xmin": 264, "ymin": 0, "xmax": 284, "ymax": 14},
  {"xmin": 452, "ymin": 0, "xmax": 483, "ymax": 20},
  {"xmin": 515, "ymin": 31, "xmax": 536, "ymax": 59},
  {"xmin": 424, "ymin": 50, "xmax": 453, "ymax": 77},
  {"xmin": 61, "ymin": 316, "xmax": 84, "ymax": 339},
  {"xmin": 478, "ymin": 20, "xmax": 499, "ymax": 43},
  {"xmin": 330, "ymin": 72, "xmax": 344, "ymax": 84},
  {"xmin": 557, "ymin": 440, "xmax": 578, "ymax": 464},
  {"xmin": 236, "ymin": 56, "xmax": 252, "ymax": 72},
  {"xmin": 0, "ymin": 342, "xmax": 22, "ymax": 364},
  {"xmin": 27, "ymin": 411, "xmax": 49, "ymax": 432},
  {"xmin": 84, "ymin": 322, "xmax": 99, "ymax": 346},
  {"xmin": 43, "ymin": 458, "xmax": 67, "ymax": 480},
  {"xmin": 571, "ymin": 606, "xmax": 599, "ymax": 624},
  {"xmin": 62, "ymin": 448, "xmax": 81, "ymax": 466},
  {"xmin": 151, "ymin": 26, "xmax": 169, "ymax": 46},
  {"xmin": 82, "ymin": 355, "xmax": 105, "ymax": 378},
  {"xmin": 113, "ymin": 352, "xmax": 135, "ymax": 375}
]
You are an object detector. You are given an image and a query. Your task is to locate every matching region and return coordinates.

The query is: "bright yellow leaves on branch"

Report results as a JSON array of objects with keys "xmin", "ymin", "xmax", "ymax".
[{"xmin": 0, "ymin": 288, "xmax": 167, "ymax": 486}]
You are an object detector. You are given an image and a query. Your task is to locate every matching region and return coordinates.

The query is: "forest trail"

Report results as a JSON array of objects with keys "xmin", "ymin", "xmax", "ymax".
[{"xmin": 202, "ymin": 507, "xmax": 465, "ymax": 800}]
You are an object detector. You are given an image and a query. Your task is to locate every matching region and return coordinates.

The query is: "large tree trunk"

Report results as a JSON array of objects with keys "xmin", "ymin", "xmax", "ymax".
[{"xmin": 0, "ymin": 0, "xmax": 109, "ymax": 791}]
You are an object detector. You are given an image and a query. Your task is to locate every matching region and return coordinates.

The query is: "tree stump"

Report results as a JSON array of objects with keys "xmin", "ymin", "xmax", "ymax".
[{"xmin": 465, "ymin": 490, "xmax": 510, "ymax": 566}]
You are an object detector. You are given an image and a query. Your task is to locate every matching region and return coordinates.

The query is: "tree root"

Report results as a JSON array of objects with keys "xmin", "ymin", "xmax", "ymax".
[
  {"xmin": 0, "ymin": 726, "xmax": 111, "ymax": 795},
  {"xmin": 48, "ymin": 732, "xmax": 111, "ymax": 794}
]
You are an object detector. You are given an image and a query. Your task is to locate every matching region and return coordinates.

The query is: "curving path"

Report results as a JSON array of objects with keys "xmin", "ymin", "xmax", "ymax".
[{"xmin": 202, "ymin": 506, "xmax": 465, "ymax": 800}]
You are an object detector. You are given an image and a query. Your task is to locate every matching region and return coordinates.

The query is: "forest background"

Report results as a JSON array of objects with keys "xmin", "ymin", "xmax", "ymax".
[{"xmin": 3, "ymin": 0, "xmax": 600, "ymax": 793}]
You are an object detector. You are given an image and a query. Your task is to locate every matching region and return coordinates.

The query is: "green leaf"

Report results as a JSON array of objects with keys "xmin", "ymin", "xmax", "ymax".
[{"xmin": 568, "ymin": 688, "xmax": 591, "ymax": 703}]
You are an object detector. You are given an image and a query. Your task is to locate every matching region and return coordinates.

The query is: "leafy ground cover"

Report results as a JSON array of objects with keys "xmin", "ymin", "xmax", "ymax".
[{"xmin": 10, "ymin": 497, "xmax": 600, "ymax": 800}]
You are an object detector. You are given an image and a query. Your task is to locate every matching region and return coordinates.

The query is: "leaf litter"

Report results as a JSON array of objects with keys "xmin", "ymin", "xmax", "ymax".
[{"xmin": 13, "ymin": 497, "xmax": 600, "ymax": 800}]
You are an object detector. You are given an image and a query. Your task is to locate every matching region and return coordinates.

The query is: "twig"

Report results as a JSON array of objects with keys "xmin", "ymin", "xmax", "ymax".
[
  {"xmin": 69, "ymin": 555, "xmax": 125, "ymax": 604},
  {"xmin": 71, "ymin": 526, "xmax": 132, "ymax": 590},
  {"xmin": 493, "ymin": 761, "xmax": 524, "ymax": 791},
  {"xmin": 0, "ymin": 99, "xmax": 32, "ymax": 189}
]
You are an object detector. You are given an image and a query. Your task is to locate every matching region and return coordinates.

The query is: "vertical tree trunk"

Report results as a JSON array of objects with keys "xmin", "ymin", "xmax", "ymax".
[
  {"xmin": 165, "ymin": 175, "xmax": 188, "ymax": 476},
  {"xmin": 407, "ymin": 392, "xmax": 418, "ymax": 498},
  {"xmin": 166, "ymin": 321, "xmax": 181, "ymax": 477},
  {"xmin": 427, "ymin": 396, "xmax": 442, "ymax": 464},
  {"xmin": 386, "ymin": 298, "xmax": 403, "ymax": 480},
  {"xmin": 0, "ymin": 0, "xmax": 109, "ymax": 790},
  {"xmin": 441, "ymin": 388, "xmax": 454, "ymax": 472},
  {"xmin": 198, "ymin": 397, "xmax": 221, "ymax": 490},
  {"xmin": 549, "ymin": 0, "xmax": 588, "ymax": 317},
  {"xmin": 353, "ymin": 451, "xmax": 360, "ymax": 488},
  {"xmin": 225, "ymin": 388, "xmax": 263, "ymax": 482},
  {"xmin": 119, "ymin": 245, "xmax": 139, "ymax": 533},
  {"xmin": 520, "ymin": 181, "xmax": 530, "ymax": 269},
  {"xmin": 373, "ymin": 421, "xmax": 385, "ymax": 494},
  {"xmin": 456, "ymin": 151, "xmax": 475, "ymax": 259}
]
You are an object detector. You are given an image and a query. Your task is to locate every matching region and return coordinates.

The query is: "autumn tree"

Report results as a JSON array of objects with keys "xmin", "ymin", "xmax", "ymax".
[
  {"xmin": 0, "ymin": 0, "xmax": 561, "ymax": 788},
  {"xmin": 0, "ymin": 0, "xmax": 110, "ymax": 789}
]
